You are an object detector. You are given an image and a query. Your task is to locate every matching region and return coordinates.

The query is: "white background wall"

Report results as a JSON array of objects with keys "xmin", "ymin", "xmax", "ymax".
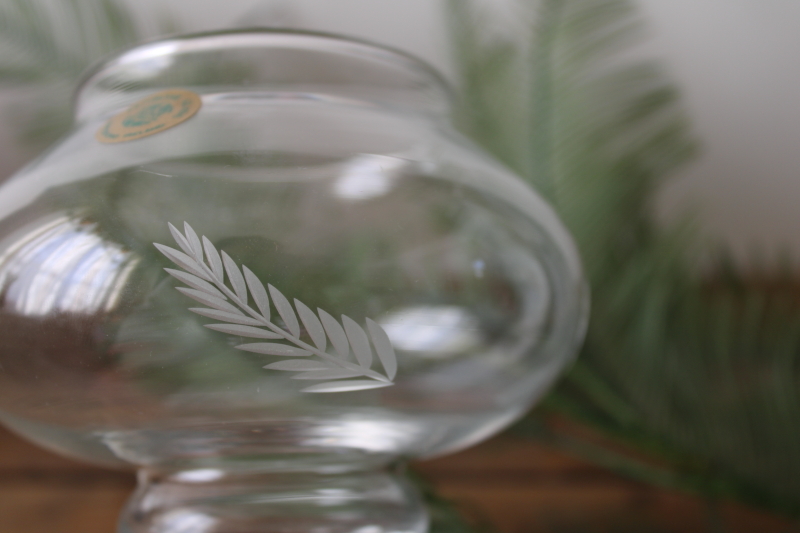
[
  {"xmin": 5, "ymin": 0, "xmax": 800, "ymax": 268},
  {"xmin": 638, "ymin": 0, "xmax": 800, "ymax": 266},
  {"xmin": 132, "ymin": 0, "xmax": 800, "ymax": 267}
]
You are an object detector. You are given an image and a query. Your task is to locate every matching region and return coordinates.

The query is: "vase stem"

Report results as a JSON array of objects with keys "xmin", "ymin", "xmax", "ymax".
[{"xmin": 118, "ymin": 463, "xmax": 428, "ymax": 533}]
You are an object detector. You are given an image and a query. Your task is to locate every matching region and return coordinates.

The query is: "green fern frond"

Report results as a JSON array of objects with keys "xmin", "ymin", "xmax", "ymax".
[
  {"xmin": 446, "ymin": 0, "xmax": 535, "ymax": 179},
  {"xmin": 0, "ymin": 0, "xmax": 146, "ymax": 149},
  {"xmin": 451, "ymin": 0, "xmax": 800, "ymax": 520}
]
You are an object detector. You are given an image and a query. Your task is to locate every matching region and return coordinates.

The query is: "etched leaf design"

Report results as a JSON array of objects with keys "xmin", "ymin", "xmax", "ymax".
[
  {"xmin": 342, "ymin": 315, "xmax": 373, "ymax": 369},
  {"xmin": 269, "ymin": 284, "xmax": 300, "ymax": 337},
  {"xmin": 243, "ymin": 266, "xmax": 270, "ymax": 320},
  {"xmin": 204, "ymin": 324, "xmax": 281, "ymax": 339},
  {"xmin": 202, "ymin": 236, "xmax": 224, "ymax": 280},
  {"xmin": 165, "ymin": 269, "xmax": 225, "ymax": 299},
  {"xmin": 190, "ymin": 308, "xmax": 263, "ymax": 326},
  {"xmin": 265, "ymin": 360, "xmax": 331, "ymax": 371},
  {"xmin": 222, "ymin": 251, "xmax": 247, "ymax": 304},
  {"xmin": 237, "ymin": 343, "xmax": 312, "ymax": 357},
  {"xmin": 169, "ymin": 222, "xmax": 195, "ymax": 257},
  {"xmin": 295, "ymin": 299, "xmax": 327, "ymax": 351},
  {"xmin": 154, "ymin": 244, "xmax": 211, "ymax": 281},
  {"xmin": 183, "ymin": 222, "xmax": 203, "ymax": 260},
  {"xmin": 367, "ymin": 318, "xmax": 398, "ymax": 381},
  {"xmin": 176, "ymin": 288, "xmax": 240, "ymax": 314},
  {"xmin": 302, "ymin": 380, "xmax": 394, "ymax": 393},
  {"xmin": 318, "ymin": 308, "xmax": 350, "ymax": 359},
  {"xmin": 156, "ymin": 222, "xmax": 399, "ymax": 393},
  {"xmin": 292, "ymin": 369, "xmax": 362, "ymax": 380}
]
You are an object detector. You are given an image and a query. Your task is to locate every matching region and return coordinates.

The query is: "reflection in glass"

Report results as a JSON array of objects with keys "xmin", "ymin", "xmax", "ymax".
[
  {"xmin": 0, "ymin": 217, "xmax": 137, "ymax": 316},
  {"xmin": 380, "ymin": 305, "xmax": 482, "ymax": 357},
  {"xmin": 333, "ymin": 154, "xmax": 406, "ymax": 201},
  {"xmin": 153, "ymin": 510, "xmax": 217, "ymax": 533}
]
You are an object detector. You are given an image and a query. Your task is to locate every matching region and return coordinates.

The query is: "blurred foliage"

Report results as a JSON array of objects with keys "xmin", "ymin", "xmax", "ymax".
[
  {"xmin": 5, "ymin": 0, "xmax": 800, "ymax": 530},
  {"xmin": 451, "ymin": 0, "xmax": 800, "ymax": 523},
  {"xmin": 0, "ymin": 0, "xmax": 154, "ymax": 150},
  {"xmin": 0, "ymin": 0, "xmax": 137, "ymax": 80}
]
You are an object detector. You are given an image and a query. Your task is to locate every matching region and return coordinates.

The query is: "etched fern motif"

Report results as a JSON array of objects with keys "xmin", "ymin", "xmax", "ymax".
[{"xmin": 154, "ymin": 222, "xmax": 397, "ymax": 393}]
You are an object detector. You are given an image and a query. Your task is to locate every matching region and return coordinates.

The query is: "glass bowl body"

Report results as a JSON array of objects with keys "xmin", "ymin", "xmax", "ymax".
[{"xmin": 0, "ymin": 30, "xmax": 587, "ymax": 472}]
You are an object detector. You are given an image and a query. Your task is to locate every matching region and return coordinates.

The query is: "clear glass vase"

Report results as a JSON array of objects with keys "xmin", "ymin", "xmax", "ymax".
[{"xmin": 0, "ymin": 30, "xmax": 587, "ymax": 533}]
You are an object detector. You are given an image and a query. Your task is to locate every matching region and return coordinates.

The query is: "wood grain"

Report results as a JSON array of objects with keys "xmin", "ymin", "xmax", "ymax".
[
  {"xmin": 414, "ymin": 437, "xmax": 795, "ymax": 533},
  {"xmin": 0, "ymin": 425, "xmax": 791, "ymax": 532}
]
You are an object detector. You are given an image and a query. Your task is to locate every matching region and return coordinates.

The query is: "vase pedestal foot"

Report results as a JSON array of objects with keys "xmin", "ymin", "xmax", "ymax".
[{"xmin": 118, "ymin": 465, "xmax": 428, "ymax": 533}]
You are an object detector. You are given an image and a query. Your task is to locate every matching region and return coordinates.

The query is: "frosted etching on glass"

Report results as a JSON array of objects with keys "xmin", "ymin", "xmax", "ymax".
[{"xmin": 156, "ymin": 222, "xmax": 398, "ymax": 392}]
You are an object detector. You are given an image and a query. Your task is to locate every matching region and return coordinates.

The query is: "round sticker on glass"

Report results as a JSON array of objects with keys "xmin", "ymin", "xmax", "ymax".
[{"xmin": 96, "ymin": 89, "xmax": 202, "ymax": 144}]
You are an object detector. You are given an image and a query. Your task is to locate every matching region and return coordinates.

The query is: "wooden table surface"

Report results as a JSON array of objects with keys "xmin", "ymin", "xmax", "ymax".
[{"xmin": 0, "ymin": 425, "xmax": 792, "ymax": 533}]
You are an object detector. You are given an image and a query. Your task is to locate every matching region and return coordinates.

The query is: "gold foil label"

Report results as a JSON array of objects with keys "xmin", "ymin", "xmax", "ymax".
[{"xmin": 96, "ymin": 89, "xmax": 202, "ymax": 144}]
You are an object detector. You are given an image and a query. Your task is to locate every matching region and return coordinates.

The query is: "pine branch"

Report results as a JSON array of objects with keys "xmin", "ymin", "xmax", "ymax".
[{"xmin": 451, "ymin": 0, "xmax": 800, "ymax": 518}]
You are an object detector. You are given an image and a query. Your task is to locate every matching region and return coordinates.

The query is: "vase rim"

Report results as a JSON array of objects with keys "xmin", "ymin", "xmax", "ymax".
[{"xmin": 74, "ymin": 28, "xmax": 455, "ymax": 122}]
